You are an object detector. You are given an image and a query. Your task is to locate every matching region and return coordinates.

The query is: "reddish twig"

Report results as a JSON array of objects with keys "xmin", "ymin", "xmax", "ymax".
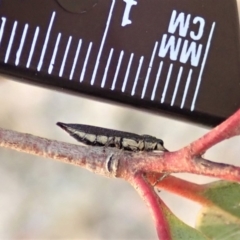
[
  {"xmin": 146, "ymin": 173, "xmax": 212, "ymax": 206},
  {"xmin": 130, "ymin": 173, "xmax": 171, "ymax": 240},
  {"xmin": 0, "ymin": 127, "xmax": 121, "ymax": 178},
  {"xmin": 1, "ymin": 108, "xmax": 240, "ymax": 238},
  {"xmin": 186, "ymin": 108, "xmax": 240, "ymax": 156},
  {"xmin": 1, "ymin": 124, "xmax": 240, "ymax": 182}
]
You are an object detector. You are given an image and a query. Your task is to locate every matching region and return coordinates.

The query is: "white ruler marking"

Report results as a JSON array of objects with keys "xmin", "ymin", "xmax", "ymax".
[
  {"xmin": 26, "ymin": 26, "xmax": 39, "ymax": 68},
  {"xmin": 101, "ymin": 48, "xmax": 114, "ymax": 88},
  {"xmin": 151, "ymin": 61, "xmax": 163, "ymax": 101},
  {"xmin": 181, "ymin": 69, "xmax": 193, "ymax": 109},
  {"xmin": 48, "ymin": 33, "xmax": 61, "ymax": 74},
  {"xmin": 111, "ymin": 50, "xmax": 124, "ymax": 90},
  {"xmin": 37, "ymin": 11, "xmax": 56, "ymax": 71},
  {"xmin": 69, "ymin": 39, "xmax": 82, "ymax": 80},
  {"xmin": 80, "ymin": 42, "xmax": 93, "ymax": 82},
  {"xmin": 0, "ymin": 17, "xmax": 6, "ymax": 46},
  {"xmin": 161, "ymin": 63, "xmax": 173, "ymax": 103},
  {"xmin": 15, "ymin": 24, "xmax": 29, "ymax": 66},
  {"xmin": 141, "ymin": 41, "xmax": 158, "ymax": 99},
  {"xmin": 171, "ymin": 66, "xmax": 183, "ymax": 106},
  {"xmin": 59, "ymin": 36, "xmax": 72, "ymax": 77},
  {"xmin": 91, "ymin": 0, "xmax": 116, "ymax": 85},
  {"xmin": 5, "ymin": 21, "xmax": 17, "ymax": 63},
  {"xmin": 191, "ymin": 22, "xmax": 216, "ymax": 111},
  {"xmin": 131, "ymin": 56, "xmax": 144, "ymax": 96},
  {"xmin": 122, "ymin": 53, "xmax": 134, "ymax": 92}
]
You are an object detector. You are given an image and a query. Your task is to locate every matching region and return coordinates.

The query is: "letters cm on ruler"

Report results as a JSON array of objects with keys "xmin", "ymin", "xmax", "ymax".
[{"xmin": 0, "ymin": 0, "xmax": 216, "ymax": 111}]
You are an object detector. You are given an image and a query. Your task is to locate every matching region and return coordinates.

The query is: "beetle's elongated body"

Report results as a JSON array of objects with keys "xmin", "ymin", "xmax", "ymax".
[{"xmin": 57, "ymin": 122, "xmax": 168, "ymax": 152}]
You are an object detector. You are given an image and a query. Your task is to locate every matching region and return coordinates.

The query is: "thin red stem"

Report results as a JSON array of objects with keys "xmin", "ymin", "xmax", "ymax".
[
  {"xmin": 146, "ymin": 173, "xmax": 212, "ymax": 206},
  {"xmin": 140, "ymin": 151, "xmax": 240, "ymax": 183},
  {"xmin": 188, "ymin": 109, "xmax": 240, "ymax": 156},
  {"xmin": 130, "ymin": 173, "xmax": 171, "ymax": 240}
]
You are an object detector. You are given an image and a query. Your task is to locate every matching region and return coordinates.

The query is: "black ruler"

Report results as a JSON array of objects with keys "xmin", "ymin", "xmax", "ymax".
[{"xmin": 0, "ymin": 0, "xmax": 239, "ymax": 127}]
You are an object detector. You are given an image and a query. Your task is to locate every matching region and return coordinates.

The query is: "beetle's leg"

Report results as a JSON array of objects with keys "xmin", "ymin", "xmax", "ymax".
[
  {"xmin": 102, "ymin": 136, "xmax": 115, "ymax": 152},
  {"xmin": 153, "ymin": 172, "xmax": 170, "ymax": 187}
]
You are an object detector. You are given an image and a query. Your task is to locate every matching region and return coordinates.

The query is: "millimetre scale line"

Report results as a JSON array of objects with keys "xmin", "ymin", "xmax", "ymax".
[
  {"xmin": 131, "ymin": 56, "xmax": 144, "ymax": 96},
  {"xmin": 0, "ymin": 17, "xmax": 6, "ymax": 46},
  {"xmin": 48, "ymin": 33, "xmax": 61, "ymax": 74},
  {"xmin": 181, "ymin": 69, "xmax": 193, "ymax": 109},
  {"xmin": 122, "ymin": 53, "xmax": 134, "ymax": 92},
  {"xmin": 111, "ymin": 51, "xmax": 124, "ymax": 90},
  {"xmin": 191, "ymin": 22, "xmax": 216, "ymax": 111},
  {"xmin": 161, "ymin": 63, "xmax": 173, "ymax": 103},
  {"xmin": 69, "ymin": 39, "xmax": 82, "ymax": 80},
  {"xmin": 101, "ymin": 48, "xmax": 114, "ymax": 88},
  {"xmin": 26, "ymin": 27, "xmax": 39, "ymax": 68},
  {"xmin": 171, "ymin": 66, "xmax": 183, "ymax": 106},
  {"xmin": 91, "ymin": 0, "xmax": 116, "ymax": 85},
  {"xmin": 141, "ymin": 41, "xmax": 158, "ymax": 99},
  {"xmin": 15, "ymin": 24, "xmax": 28, "ymax": 66},
  {"xmin": 37, "ymin": 11, "xmax": 56, "ymax": 71},
  {"xmin": 5, "ymin": 21, "xmax": 17, "ymax": 63},
  {"xmin": 151, "ymin": 61, "xmax": 163, "ymax": 101},
  {"xmin": 80, "ymin": 42, "xmax": 93, "ymax": 82},
  {"xmin": 59, "ymin": 36, "xmax": 72, "ymax": 77}
]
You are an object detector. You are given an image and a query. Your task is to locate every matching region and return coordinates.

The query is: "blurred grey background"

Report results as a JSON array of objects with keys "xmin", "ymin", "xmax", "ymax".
[{"xmin": 0, "ymin": 2, "xmax": 240, "ymax": 239}]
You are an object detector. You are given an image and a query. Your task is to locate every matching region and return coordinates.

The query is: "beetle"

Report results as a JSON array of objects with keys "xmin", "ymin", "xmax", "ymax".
[{"xmin": 57, "ymin": 122, "xmax": 168, "ymax": 152}]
